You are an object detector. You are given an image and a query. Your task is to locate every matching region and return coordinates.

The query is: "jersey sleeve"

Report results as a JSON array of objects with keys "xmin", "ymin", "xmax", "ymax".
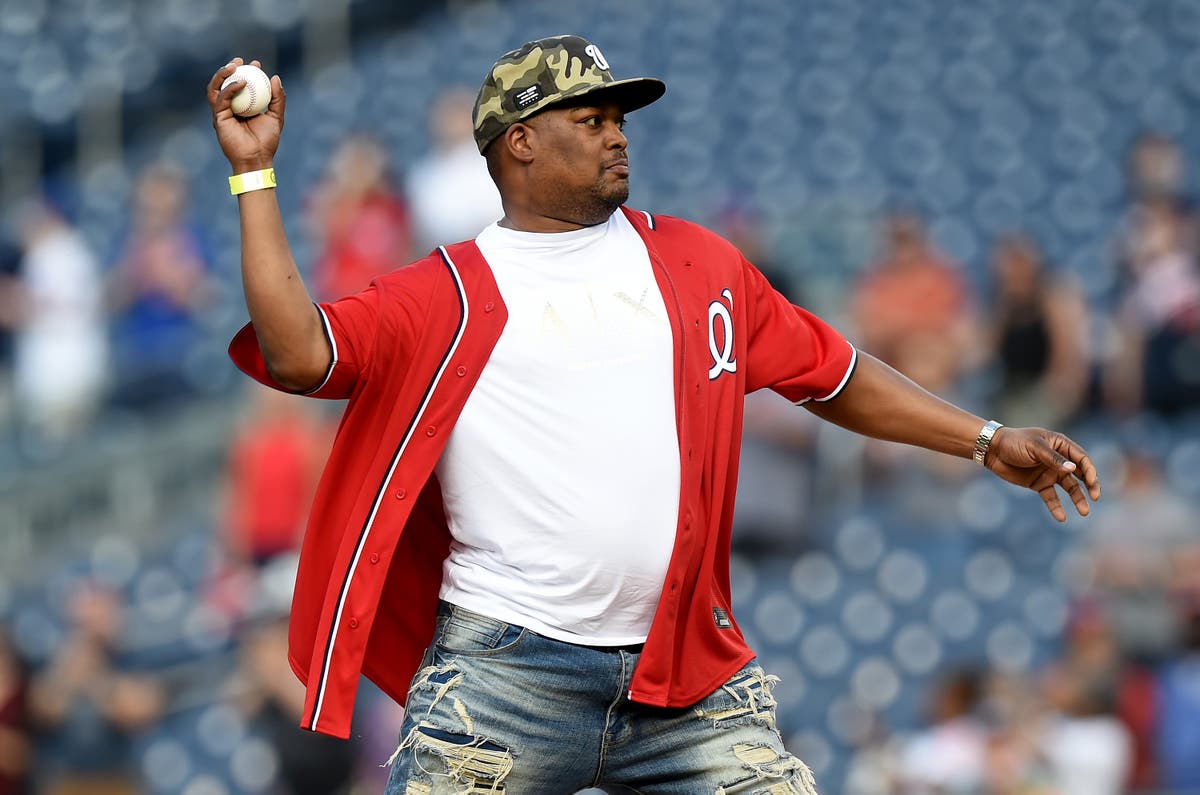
[
  {"xmin": 742, "ymin": 259, "xmax": 857, "ymax": 404},
  {"xmin": 228, "ymin": 284, "xmax": 381, "ymax": 400}
]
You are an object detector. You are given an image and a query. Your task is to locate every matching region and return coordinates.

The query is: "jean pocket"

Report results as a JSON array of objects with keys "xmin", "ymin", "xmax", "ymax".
[{"xmin": 435, "ymin": 605, "xmax": 528, "ymax": 656}]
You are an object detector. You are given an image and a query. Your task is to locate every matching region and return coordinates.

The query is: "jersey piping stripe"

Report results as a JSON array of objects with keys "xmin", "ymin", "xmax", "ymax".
[
  {"xmin": 641, "ymin": 210, "xmax": 656, "ymax": 230},
  {"xmin": 306, "ymin": 246, "xmax": 469, "ymax": 731},
  {"xmin": 794, "ymin": 344, "xmax": 858, "ymax": 405},
  {"xmin": 302, "ymin": 305, "xmax": 339, "ymax": 395}
]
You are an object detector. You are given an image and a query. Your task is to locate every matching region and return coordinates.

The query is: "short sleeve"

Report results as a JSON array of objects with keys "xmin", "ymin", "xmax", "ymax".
[
  {"xmin": 742, "ymin": 260, "xmax": 857, "ymax": 403},
  {"xmin": 228, "ymin": 284, "xmax": 381, "ymax": 400}
]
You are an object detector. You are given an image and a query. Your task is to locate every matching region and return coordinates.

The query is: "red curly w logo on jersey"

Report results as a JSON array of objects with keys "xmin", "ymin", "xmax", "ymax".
[{"xmin": 707, "ymin": 289, "xmax": 736, "ymax": 380}]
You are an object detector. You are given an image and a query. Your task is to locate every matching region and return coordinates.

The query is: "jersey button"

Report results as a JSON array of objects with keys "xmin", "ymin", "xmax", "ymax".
[
  {"xmin": 456, "ymin": 365, "xmax": 467, "ymax": 377},
  {"xmin": 369, "ymin": 553, "xmax": 379, "ymax": 564},
  {"xmin": 395, "ymin": 488, "xmax": 407, "ymax": 500},
  {"xmin": 425, "ymin": 425, "xmax": 436, "ymax": 437},
  {"xmin": 349, "ymin": 618, "xmax": 359, "ymax": 629},
  {"xmin": 484, "ymin": 301, "xmax": 495, "ymax": 312}
]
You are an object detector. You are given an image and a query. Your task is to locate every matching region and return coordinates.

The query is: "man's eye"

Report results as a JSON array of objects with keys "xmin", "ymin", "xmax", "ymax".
[{"xmin": 583, "ymin": 117, "xmax": 601, "ymax": 127}]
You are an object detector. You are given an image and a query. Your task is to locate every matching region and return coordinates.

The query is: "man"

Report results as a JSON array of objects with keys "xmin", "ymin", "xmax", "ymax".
[{"xmin": 207, "ymin": 36, "xmax": 1100, "ymax": 794}]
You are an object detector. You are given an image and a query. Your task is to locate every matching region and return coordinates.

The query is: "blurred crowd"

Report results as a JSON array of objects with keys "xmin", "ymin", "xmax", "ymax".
[
  {"xmin": 0, "ymin": 85, "xmax": 503, "ymax": 455},
  {"xmin": 732, "ymin": 130, "xmax": 1200, "ymax": 795},
  {"xmin": 0, "ymin": 69, "xmax": 1198, "ymax": 794}
]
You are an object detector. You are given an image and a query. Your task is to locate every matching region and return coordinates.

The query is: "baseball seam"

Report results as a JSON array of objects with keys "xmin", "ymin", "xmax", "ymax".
[{"xmin": 241, "ymin": 81, "xmax": 258, "ymax": 113}]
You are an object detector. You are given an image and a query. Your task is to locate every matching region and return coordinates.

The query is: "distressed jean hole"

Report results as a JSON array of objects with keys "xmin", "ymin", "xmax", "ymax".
[
  {"xmin": 417, "ymin": 727, "xmax": 507, "ymax": 753},
  {"xmin": 695, "ymin": 671, "xmax": 781, "ymax": 729},
  {"xmin": 425, "ymin": 668, "xmax": 461, "ymax": 686},
  {"xmin": 398, "ymin": 725, "xmax": 516, "ymax": 793},
  {"xmin": 713, "ymin": 743, "xmax": 818, "ymax": 795}
]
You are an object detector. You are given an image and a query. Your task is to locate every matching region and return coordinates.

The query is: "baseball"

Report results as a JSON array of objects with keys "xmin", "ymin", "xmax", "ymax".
[{"xmin": 221, "ymin": 64, "xmax": 272, "ymax": 117}]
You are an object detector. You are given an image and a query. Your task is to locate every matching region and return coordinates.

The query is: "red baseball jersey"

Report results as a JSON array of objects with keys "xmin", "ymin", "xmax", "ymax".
[{"xmin": 229, "ymin": 207, "xmax": 857, "ymax": 738}]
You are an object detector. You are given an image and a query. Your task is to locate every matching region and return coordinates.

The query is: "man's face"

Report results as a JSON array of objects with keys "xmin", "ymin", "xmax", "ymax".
[{"xmin": 521, "ymin": 100, "xmax": 630, "ymax": 226}]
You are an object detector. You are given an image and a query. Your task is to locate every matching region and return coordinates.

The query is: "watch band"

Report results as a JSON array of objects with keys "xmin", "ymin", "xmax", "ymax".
[
  {"xmin": 229, "ymin": 168, "xmax": 276, "ymax": 196},
  {"xmin": 973, "ymin": 420, "xmax": 1004, "ymax": 466}
]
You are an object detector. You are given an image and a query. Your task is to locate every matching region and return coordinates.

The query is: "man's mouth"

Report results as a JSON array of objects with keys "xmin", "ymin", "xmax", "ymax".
[{"xmin": 606, "ymin": 159, "xmax": 630, "ymax": 176}]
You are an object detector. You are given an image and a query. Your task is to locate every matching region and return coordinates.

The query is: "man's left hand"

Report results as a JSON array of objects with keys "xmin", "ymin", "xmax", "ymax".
[{"xmin": 985, "ymin": 427, "xmax": 1101, "ymax": 522}]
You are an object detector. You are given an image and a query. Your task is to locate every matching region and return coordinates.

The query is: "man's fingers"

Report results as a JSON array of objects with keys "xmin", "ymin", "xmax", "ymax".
[
  {"xmin": 207, "ymin": 57, "xmax": 244, "ymax": 104},
  {"xmin": 1030, "ymin": 433, "xmax": 1074, "ymax": 473},
  {"xmin": 217, "ymin": 77, "xmax": 245, "ymax": 104},
  {"xmin": 1058, "ymin": 471, "xmax": 1091, "ymax": 517},
  {"xmin": 1053, "ymin": 433, "xmax": 1102, "ymax": 501},
  {"xmin": 267, "ymin": 75, "xmax": 286, "ymax": 121},
  {"xmin": 1071, "ymin": 448, "xmax": 1101, "ymax": 500},
  {"xmin": 1039, "ymin": 485, "xmax": 1067, "ymax": 523}
]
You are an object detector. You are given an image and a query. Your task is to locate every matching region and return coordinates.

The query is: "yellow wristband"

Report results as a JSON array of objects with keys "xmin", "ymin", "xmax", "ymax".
[{"xmin": 229, "ymin": 168, "xmax": 276, "ymax": 196}]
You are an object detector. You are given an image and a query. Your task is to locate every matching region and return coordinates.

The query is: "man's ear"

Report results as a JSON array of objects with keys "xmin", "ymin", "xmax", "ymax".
[{"xmin": 504, "ymin": 123, "xmax": 535, "ymax": 165}]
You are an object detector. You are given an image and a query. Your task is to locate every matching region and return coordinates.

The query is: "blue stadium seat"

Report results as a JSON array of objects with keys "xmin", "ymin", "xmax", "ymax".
[{"xmin": 141, "ymin": 736, "xmax": 195, "ymax": 794}]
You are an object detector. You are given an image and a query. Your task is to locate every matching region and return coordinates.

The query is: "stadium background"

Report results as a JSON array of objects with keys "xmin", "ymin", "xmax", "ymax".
[{"xmin": 1, "ymin": 0, "xmax": 1199, "ymax": 793}]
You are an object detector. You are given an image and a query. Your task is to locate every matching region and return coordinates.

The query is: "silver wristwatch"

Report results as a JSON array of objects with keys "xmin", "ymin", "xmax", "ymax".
[{"xmin": 973, "ymin": 420, "xmax": 1004, "ymax": 466}]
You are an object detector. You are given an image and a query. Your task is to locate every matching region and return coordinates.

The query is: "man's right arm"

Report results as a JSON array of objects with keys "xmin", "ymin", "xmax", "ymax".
[{"xmin": 208, "ymin": 58, "xmax": 330, "ymax": 392}]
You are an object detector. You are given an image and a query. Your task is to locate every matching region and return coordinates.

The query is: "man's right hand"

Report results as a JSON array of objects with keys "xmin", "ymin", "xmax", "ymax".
[{"xmin": 208, "ymin": 57, "xmax": 286, "ymax": 173}]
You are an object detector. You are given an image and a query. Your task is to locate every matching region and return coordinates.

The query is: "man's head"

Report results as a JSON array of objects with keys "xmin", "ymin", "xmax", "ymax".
[{"xmin": 473, "ymin": 35, "xmax": 665, "ymax": 228}]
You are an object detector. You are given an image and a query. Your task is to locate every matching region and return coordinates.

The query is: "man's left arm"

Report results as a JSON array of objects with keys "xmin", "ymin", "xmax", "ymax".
[{"xmin": 804, "ymin": 351, "xmax": 1101, "ymax": 522}]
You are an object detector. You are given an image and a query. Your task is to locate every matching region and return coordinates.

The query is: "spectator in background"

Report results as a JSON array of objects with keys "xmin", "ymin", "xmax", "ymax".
[
  {"xmin": 843, "ymin": 715, "xmax": 903, "ymax": 795},
  {"xmin": 108, "ymin": 163, "xmax": 214, "ymax": 408},
  {"xmin": 980, "ymin": 726, "xmax": 1054, "ymax": 795},
  {"xmin": 1105, "ymin": 195, "xmax": 1200, "ymax": 415},
  {"xmin": 1074, "ymin": 443, "xmax": 1200, "ymax": 788},
  {"xmin": 1039, "ymin": 609, "xmax": 1134, "ymax": 795},
  {"xmin": 0, "ymin": 626, "xmax": 30, "ymax": 795},
  {"xmin": 851, "ymin": 211, "xmax": 978, "ymax": 396},
  {"xmin": 983, "ymin": 234, "xmax": 1089, "ymax": 428},
  {"xmin": 28, "ymin": 583, "xmax": 164, "ymax": 795},
  {"xmin": 850, "ymin": 211, "xmax": 979, "ymax": 482},
  {"xmin": 897, "ymin": 669, "xmax": 988, "ymax": 794},
  {"xmin": 1085, "ymin": 447, "xmax": 1196, "ymax": 661},
  {"xmin": 222, "ymin": 386, "xmax": 330, "ymax": 569},
  {"xmin": 978, "ymin": 671, "xmax": 1054, "ymax": 795},
  {"xmin": 205, "ymin": 387, "xmax": 330, "ymax": 623},
  {"xmin": 229, "ymin": 557, "xmax": 357, "ymax": 795},
  {"xmin": 0, "ymin": 199, "xmax": 106, "ymax": 444},
  {"xmin": 1109, "ymin": 131, "xmax": 1199, "ymax": 415},
  {"xmin": 308, "ymin": 134, "xmax": 412, "ymax": 301},
  {"xmin": 405, "ymin": 86, "xmax": 504, "ymax": 253},
  {"xmin": 1156, "ymin": 605, "xmax": 1200, "ymax": 790},
  {"xmin": 1127, "ymin": 132, "xmax": 1188, "ymax": 206}
]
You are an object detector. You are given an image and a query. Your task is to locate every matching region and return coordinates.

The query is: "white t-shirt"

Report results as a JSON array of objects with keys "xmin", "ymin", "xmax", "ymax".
[
  {"xmin": 405, "ymin": 140, "xmax": 503, "ymax": 252},
  {"xmin": 435, "ymin": 211, "xmax": 680, "ymax": 645},
  {"xmin": 15, "ymin": 226, "xmax": 107, "ymax": 424},
  {"xmin": 1044, "ymin": 715, "xmax": 1132, "ymax": 795}
]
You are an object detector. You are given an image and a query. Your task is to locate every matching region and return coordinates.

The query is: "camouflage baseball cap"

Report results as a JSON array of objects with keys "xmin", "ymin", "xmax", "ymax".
[{"xmin": 473, "ymin": 35, "xmax": 666, "ymax": 153}]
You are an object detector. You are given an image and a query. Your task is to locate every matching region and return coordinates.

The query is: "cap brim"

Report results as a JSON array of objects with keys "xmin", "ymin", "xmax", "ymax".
[{"xmin": 546, "ymin": 77, "xmax": 666, "ymax": 115}]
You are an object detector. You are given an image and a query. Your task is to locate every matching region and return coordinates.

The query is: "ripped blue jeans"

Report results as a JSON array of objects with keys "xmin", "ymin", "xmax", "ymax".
[{"xmin": 384, "ymin": 601, "xmax": 818, "ymax": 794}]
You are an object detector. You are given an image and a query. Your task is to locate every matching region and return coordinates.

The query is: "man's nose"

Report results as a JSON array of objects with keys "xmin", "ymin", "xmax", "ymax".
[{"xmin": 607, "ymin": 121, "xmax": 627, "ymax": 149}]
